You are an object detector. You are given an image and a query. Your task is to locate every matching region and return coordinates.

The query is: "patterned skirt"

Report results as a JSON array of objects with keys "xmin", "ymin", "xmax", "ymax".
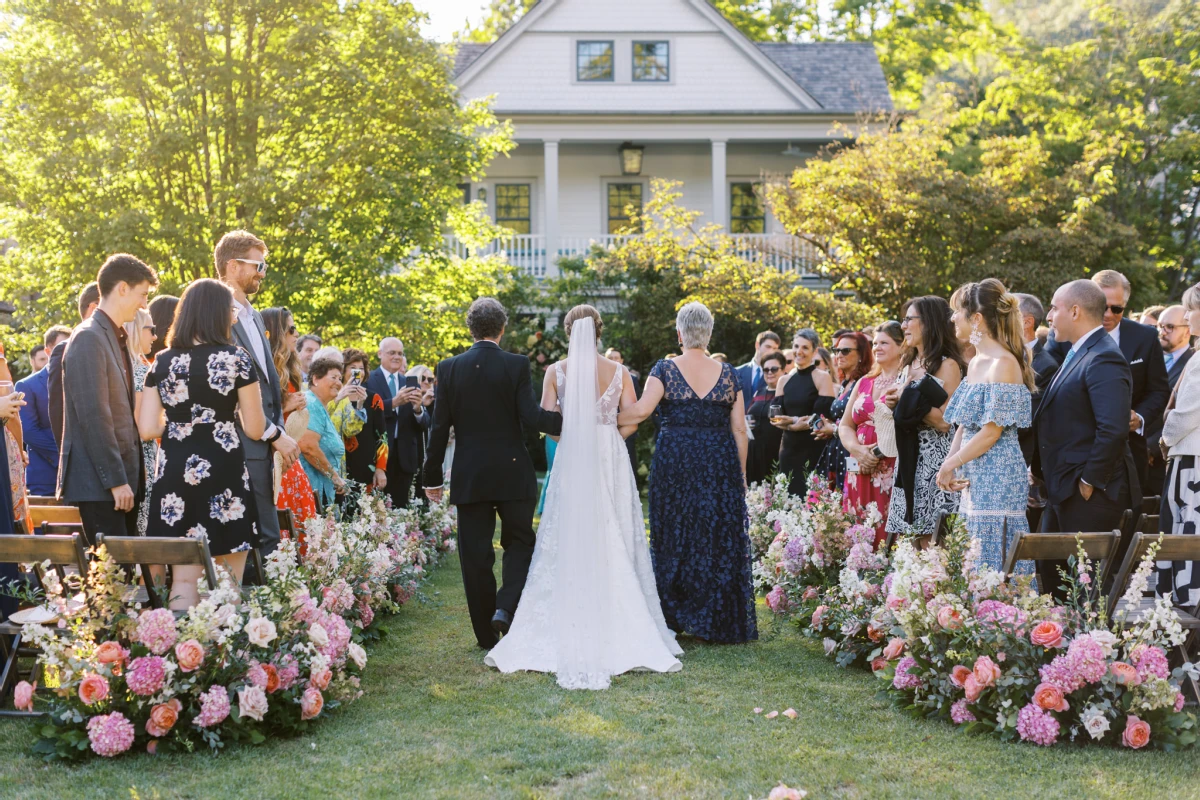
[{"xmin": 1157, "ymin": 455, "xmax": 1200, "ymax": 605}]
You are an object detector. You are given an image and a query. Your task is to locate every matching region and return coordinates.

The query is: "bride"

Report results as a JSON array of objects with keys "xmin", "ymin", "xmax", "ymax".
[{"xmin": 485, "ymin": 304, "xmax": 682, "ymax": 689}]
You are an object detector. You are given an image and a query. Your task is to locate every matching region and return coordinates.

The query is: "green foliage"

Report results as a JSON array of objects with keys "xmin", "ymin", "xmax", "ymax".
[
  {"xmin": 455, "ymin": 0, "xmax": 537, "ymax": 43},
  {"xmin": 0, "ymin": 0, "xmax": 514, "ymax": 359}
]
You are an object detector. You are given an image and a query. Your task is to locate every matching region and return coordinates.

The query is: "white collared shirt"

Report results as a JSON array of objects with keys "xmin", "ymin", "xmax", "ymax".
[
  {"xmin": 1108, "ymin": 323, "xmax": 1121, "ymax": 347},
  {"xmin": 234, "ymin": 297, "xmax": 268, "ymax": 374},
  {"xmin": 1072, "ymin": 325, "xmax": 1106, "ymax": 357}
]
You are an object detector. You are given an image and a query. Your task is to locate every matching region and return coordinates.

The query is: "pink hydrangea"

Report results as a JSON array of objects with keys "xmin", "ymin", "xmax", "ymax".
[
  {"xmin": 892, "ymin": 656, "xmax": 923, "ymax": 690},
  {"xmin": 1066, "ymin": 635, "xmax": 1108, "ymax": 684},
  {"xmin": 1016, "ymin": 703, "xmax": 1060, "ymax": 747},
  {"xmin": 1040, "ymin": 654, "xmax": 1085, "ymax": 693},
  {"xmin": 125, "ymin": 656, "xmax": 167, "ymax": 696},
  {"xmin": 975, "ymin": 600, "xmax": 1026, "ymax": 630},
  {"xmin": 276, "ymin": 655, "xmax": 301, "ymax": 690},
  {"xmin": 291, "ymin": 590, "xmax": 320, "ymax": 624},
  {"xmin": 1132, "ymin": 645, "xmax": 1170, "ymax": 681},
  {"xmin": 319, "ymin": 611, "xmax": 352, "ymax": 662},
  {"xmin": 194, "ymin": 685, "xmax": 231, "ymax": 728},
  {"xmin": 357, "ymin": 601, "xmax": 374, "ymax": 629},
  {"xmin": 87, "ymin": 711, "xmax": 136, "ymax": 757},
  {"xmin": 950, "ymin": 699, "xmax": 976, "ymax": 724},
  {"xmin": 320, "ymin": 580, "xmax": 354, "ymax": 614},
  {"xmin": 245, "ymin": 661, "xmax": 269, "ymax": 690},
  {"xmin": 765, "ymin": 585, "xmax": 790, "ymax": 614},
  {"xmin": 135, "ymin": 608, "xmax": 178, "ymax": 655}
]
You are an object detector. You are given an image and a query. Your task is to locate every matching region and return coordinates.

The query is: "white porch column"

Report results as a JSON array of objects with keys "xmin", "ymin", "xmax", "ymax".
[
  {"xmin": 543, "ymin": 140, "xmax": 560, "ymax": 276},
  {"xmin": 711, "ymin": 139, "xmax": 728, "ymax": 231}
]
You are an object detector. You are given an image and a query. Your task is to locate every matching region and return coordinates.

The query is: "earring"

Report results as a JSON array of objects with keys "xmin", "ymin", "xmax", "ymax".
[{"xmin": 969, "ymin": 321, "xmax": 983, "ymax": 346}]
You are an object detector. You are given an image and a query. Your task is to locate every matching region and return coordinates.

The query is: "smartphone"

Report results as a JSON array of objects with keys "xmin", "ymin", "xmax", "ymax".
[
  {"xmin": 845, "ymin": 456, "xmax": 860, "ymax": 473},
  {"xmin": 404, "ymin": 375, "xmax": 420, "ymax": 390},
  {"xmin": 349, "ymin": 368, "xmax": 364, "ymax": 387}
]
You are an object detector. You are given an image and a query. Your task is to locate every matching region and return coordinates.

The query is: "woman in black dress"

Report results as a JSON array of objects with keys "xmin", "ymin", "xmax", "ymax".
[
  {"xmin": 771, "ymin": 328, "xmax": 835, "ymax": 498},
  {"xmin": 138, "ymin": 279, "xmax": 266, "ymax": 610},
  {"xmin": 746, "ymin": 351, "xmax": 787, "ymax": 485},
  {"xmin": 815, "ymin": 331, "xmax": 873, "ymax": 492},
  {"xmin": 340, "ymin": 348, "xmax": 389, "ymax": 495}
]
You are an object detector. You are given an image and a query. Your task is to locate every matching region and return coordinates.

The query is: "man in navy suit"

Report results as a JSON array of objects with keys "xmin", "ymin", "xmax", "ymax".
[
  {"xmin": 15, "ymin": 326, "xmax": 71, "ymax": 495},
  {"xmin": 1147, "ymin": 304, "xmax": 1194, "ymax": 494},
  {"xmin": 367, "ymin": 337, "xmax": 429, "ymax": 509},
  {"xmin": 1034, "ymin": 280, "xmax": 1140, "ymax": 597},
  {"xmin": 1014, "ymin": 293, "xmax": 1066, "ymax": 531},
  {"xmin": 1092, "ymin": 271, "xmax": 1169, "ymax": 494},
  {"xmin": 735, "ymin": 331, "xmax": 781, "ymax": 409}
]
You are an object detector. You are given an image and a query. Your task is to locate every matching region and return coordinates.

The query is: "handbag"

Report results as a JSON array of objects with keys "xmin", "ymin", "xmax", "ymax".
[{"xmin": 871, "ymin": 366, "xmax": 906, "ymax": 458}]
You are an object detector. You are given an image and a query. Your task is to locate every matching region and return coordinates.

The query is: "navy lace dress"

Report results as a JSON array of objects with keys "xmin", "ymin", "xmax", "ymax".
[{"xmin": 647, "ymin": 359, "xmax": 757, "ymax": 644}]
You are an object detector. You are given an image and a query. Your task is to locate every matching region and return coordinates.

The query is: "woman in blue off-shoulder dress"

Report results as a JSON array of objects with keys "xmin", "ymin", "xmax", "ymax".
[{"xmin": 939, "ymin": 280, "xmax": 1037, "ymax": 574}]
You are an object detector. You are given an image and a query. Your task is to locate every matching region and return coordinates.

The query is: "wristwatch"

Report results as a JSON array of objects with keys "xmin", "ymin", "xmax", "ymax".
[{"xmin": 871, "ymin": 445, "xmax": 884, "ymax": 458}]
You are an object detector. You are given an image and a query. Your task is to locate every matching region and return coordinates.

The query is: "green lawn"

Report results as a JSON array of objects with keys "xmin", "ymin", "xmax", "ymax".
[{"xmin": 3, "ymin": 553, "xmax": 1200, "ymax": 799}]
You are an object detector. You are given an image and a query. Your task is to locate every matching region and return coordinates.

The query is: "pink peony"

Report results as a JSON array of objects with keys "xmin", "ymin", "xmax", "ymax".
[
  {"xmin": 892, "ymin": 656, "xmax": 923, "ymax": 690},
  {"xmin": 135, "ymin": 608, "xmax": 178, "ymax": 655},
  {"xmin": 950, "ymin": 699, "xmax": 976, "ymax": 724},
  {"xmin": 14, "ymin": 680, "xmax": 34, "ymax": 712},
  {"xmin": 766, "ymin": 585, "xmax": 790, "ymax": 614},
  {"xmin": 1033, "ymin": 683, "xmax": 1069, "ymax": 712},
  {"xmin": 310, "ymin": 666, "xmax": 332, "ymax": 691},
  {"xmin": 1110, "ymin": 661, "xmax": 1141, "ymax": 687},
  {"xmin": 801, "ymin": 586, "xmax": 819, "ymax": 601},
  {"xmin": 174, "ymin": 639, "xmax": 205, "ymax": 672},
  {"xmin": 87, "ymin": 712, "xmax": 136, "ymax": 757},
  {"xmin": 300, "ymin": 686, "xmax": 324, "ymax": 720},
  {"xmin": 126, "ymin": 656, "xmax": 167, "ymax": 696},
  {"xmin": 936, "ymin": 605, "xmax": 963, "ymax": 631},
  {"xmin": 870, "ymin": 657, "xmax": 888, "ymax": 673},
  {"xmin": 1016, "ymin": 703, "xmax": 1060, "ymax": 746},
  {"xmin": 950, "ymin": 665, "xmax": 972, "ymax": 688},
  {"xmin": 78, "ymin": 673, "xmax": 110, "ymax": 706},
  {"xmin": 882, "ymin": 638, "xmax": 905, "ymax": 661},
  {"xmin": 194, "ymin": 685, "xmax": 231, "ymax": 728},
  {"xmin": 1030, "ymin": 620, "xmax": 1064, "ymax": 649},
  {"xmin": 245, "ymin": 661, "xmax": 269, "ymax": 690},
  {"xmin": 973, "ymin": 656, "xmax": 1001, "ymax": 689},
  {"xmin": 1122, "ymin": 715, "xmax": 1151, "ymax": 749}
]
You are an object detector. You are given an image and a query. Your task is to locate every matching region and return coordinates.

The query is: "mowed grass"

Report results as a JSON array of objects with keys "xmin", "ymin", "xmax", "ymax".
[{"xmin": 3, "ymin": 551, "xmax": 1200, "ymax": 799}]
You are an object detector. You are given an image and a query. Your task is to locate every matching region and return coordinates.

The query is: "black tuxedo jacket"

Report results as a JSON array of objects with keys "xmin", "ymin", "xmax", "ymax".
[
  {"xmin": 366, "ymin": 367, "xmax": 430, "ymax": 475},
  {"xmin": 1033, "ymin": 329, "xmax": 1138, "ymax": 507},
  {"xmin": 421, "ymin": 341, "xmax": 561, "ymax": 505},
  {"xmin": 1019, "ymin": 335, "xmax": 1067, "ymax": 465},
  {"xmin": 1117, "ymin": 318, "xmax": 1169, "ymax": 464}
]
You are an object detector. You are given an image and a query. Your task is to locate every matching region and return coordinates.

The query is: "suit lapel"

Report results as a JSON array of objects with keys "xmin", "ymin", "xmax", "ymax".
[
  {"xmin": 1038, "ymin": 331, "xmax": 1102, "ymax": 418},
  {"xmin": 94, "ymin": 313, "xmax": 134, "ymax": 409}
]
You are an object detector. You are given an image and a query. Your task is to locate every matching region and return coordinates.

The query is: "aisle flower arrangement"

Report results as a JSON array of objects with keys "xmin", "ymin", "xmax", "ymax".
[{"xmin": 10, "ymin": 494, "xmax": 456, "ymax": 760}]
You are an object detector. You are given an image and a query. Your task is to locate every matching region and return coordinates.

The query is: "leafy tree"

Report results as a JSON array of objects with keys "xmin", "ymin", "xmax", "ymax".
[
  {"xmin": 0, "ymin": 0, "xmax": 513, "ymax": 356},
  {"xmin": 456, "ymin": 0, "xmax": 537, "ymax": 43}
]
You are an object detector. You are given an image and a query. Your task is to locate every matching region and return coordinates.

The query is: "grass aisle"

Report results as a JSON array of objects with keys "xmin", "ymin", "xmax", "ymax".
[{"xmin": 4, "ymin": 553, "xmax": 1200, "ymax": 799}]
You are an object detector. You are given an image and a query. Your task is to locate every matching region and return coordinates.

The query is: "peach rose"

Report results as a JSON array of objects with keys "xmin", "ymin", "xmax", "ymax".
[
  {"xmin": 882, "ymin": 638, "xmax": 905, "ymax": 661},
  {"xmin": 1033, "ymin": 683, "xmax": 1069, "ymax": 712},
  {"xmin": 1122, "ymin": 715, "xmax": 1151, "ymax": 749},
  {"xmin": 1111, "ymin": 661, "xmax": 1141, "ymax": 686},
  {"xmin": 811, "ymin": 605, "xmax": 829, "ymax": 628},
  {"xmin": 14, "ymin": 680, "xmax": 35, "ymax": 712},
  {"xmin": 963, "ymin": 674, "xmax": 983, "ymax": 703},
  {"xmin": 1030, "ymin": 620, "xmax": 1064, "ymax": 649},
  {"xmin": 973, "ymin": 655, "xmax": 1001, "ymax": 688},
  {"xmin": 310, "ymin": 667, "xmax": 332, "ymax": 691},
  {"xmin": 145, "ymin": 699, "xmax": 181, "ymax": 737},
  {"xmin": 936, "ymin": 606, "xmax": 963, "ymax": 631},
  {"xmin": 950, "ymin": 665, "xmax": 973, "ymax": 689},
  {"xmin": 174, "ymin": 639, "xmax": 205, "ymax": 673},
  {"xmin": 802, "ymin": 586, "xmax": 819, "ymax": 601},
  {"xmin": 78, "ymin": 673, "xmax": 109, "ymax": 706},
  {"xmin": 238, "ymin": 685, "xmax": 269, "ymax": 722},
  {"xmin": 94, "ymin": 641, "xmax": 126, "ymax": 667},
  {"xmin": 870, "ymin": 658, "xmax": 888, "ymax": 673},
  {"xmin": 263, "ymin": 663, "xmax": 281, "ymax": 694},
  {"xmin": 866, "ymin": 624, "xmax": 885, "ymax": 643},
  {"xmin": 300, "ymin": 687, "xmax": 324, "ymax": 720}
]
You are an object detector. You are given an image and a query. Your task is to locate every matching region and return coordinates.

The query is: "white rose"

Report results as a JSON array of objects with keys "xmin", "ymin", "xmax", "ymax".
[
  {"xmin": 238, "ymin": 685, "xmax": 269, "ymax": 722},
  {"xmin": 347, "ymin": 642, "xmax": 367, "ymax": 670},
  {"xmin": 1082, "ymin": 707, "xmax": 1110, "ymax": 740},
  {"xmin": 244, "ymin": 617, "xmax": 277, "ymax": 648},
  {"xmin": 308, "ymin": 623, "xmax": 330, "ymax": 648}
]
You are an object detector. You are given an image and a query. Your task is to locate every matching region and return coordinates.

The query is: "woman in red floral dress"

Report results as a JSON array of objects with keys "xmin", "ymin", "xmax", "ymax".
[{"xmin": 262, "ymin": 308, "xmax": 318, "ymax": 531}]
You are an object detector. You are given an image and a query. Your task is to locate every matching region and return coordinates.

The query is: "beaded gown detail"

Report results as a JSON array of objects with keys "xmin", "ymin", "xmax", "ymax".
[{"xmin": 648, "ymin": 359, "xmax": 757, "ymax": 644}]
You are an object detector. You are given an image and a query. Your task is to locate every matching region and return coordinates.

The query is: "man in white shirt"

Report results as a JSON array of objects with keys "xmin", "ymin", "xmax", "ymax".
[
  {"xmin": 366, "ymin": 337, "xmax": 428, "ymax": 508},
  {"xmin": 1148, "ymin": 305, "xmax": 1194, "ymax": 493}
]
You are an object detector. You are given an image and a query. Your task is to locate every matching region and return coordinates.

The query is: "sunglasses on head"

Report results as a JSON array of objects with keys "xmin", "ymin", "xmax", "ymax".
[
  {"xmin": 234, "ymin": 258, "xmax": 268, "ymax": 274},
  {"xmin": 1108, "ymin": 304, "xmax": 1125, "ymax": 315},
  {"xmin": 831, "ymin": 347, "xmax": 855, "ymax": 356}
]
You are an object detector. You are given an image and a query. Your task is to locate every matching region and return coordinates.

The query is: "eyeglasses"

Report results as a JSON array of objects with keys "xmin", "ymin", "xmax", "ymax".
[
  {"xmin": 287, "ymin": 325, "xmax": 297, "ymax": 335},
  {"xmin": 1107, "ymin": 305, "xmax": 1125, "ymax": 315},
  {"xmin": 831, "ymin": 347, "xmax": 856, "ymax": 356},
  {"xmin": 419, "ymin": 376, "xmax": 434, "ymax": 383},
  {"xmin": 1158, "ymin": 323, "xmax": 1182, "ymax": 333},
  {"xmin": 785, "ymin": 358, "xmax": 794, "ymax": 364},
  {"xmin": 762, "ymin": 366, "xmax": 782, "ymax": 374},
  {"xmin": 234, "ymin": 258, "xmax": 268, "ymax": 274},
  {"xmin": 901, "ymin": 315, "xmax": 921, "ymax": 325}
]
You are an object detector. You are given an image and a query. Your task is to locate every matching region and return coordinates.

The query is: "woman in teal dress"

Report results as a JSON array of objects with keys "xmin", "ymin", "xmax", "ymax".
[
  {"xmin": 938, "ymin": 279, "xmax": 1037, "ymax": 573},
  {"xmin": 297, "ymin": 357, "xmax": 347, "ymax": 509}
]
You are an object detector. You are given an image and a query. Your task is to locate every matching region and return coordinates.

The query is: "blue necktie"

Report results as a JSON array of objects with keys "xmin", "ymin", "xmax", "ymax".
[
  {"xmin": 1050, "ymin": 346, "xmax": 1077, "ymax": 392},
  {"xmin": 1165, "ymin": 351, "xmax": 1174, "ymax": 372},
  {"xmin": 389, "ymin": 373, "xmax": 400, "ymax": 436}
]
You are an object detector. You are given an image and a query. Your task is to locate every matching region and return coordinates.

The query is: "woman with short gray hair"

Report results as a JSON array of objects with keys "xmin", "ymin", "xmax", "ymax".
[{"xmin": 616, "ymin": 302, "xmax": 757, "ymax": 644}]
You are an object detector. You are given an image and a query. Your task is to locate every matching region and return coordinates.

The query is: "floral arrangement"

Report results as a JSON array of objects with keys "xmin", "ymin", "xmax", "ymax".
[
  {"xmin": 745, "ymin": 474, "xmax": 800, "ymax": 562},
  {"xmin": 10, "ymin": 495, "xmax": 456, "ymax": 760}
]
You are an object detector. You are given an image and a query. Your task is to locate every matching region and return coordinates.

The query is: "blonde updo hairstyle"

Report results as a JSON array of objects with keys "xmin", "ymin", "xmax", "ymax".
[
  {"xmin": 952, "ymin": 278, "xmax": 1036, "ymax": 391},
  {"xmin": 563, "ymin": 304, "xmax": 603, "ymax": 341}
]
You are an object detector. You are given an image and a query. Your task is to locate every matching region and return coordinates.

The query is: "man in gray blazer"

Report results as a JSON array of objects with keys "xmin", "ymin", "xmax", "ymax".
[
  {"xmin": 215, "ymin": 230, "xmax": 300, "ymax": 556},
  {"xmin": 60, "ymin": 255, "xmax": 158, "ymax": 543}
]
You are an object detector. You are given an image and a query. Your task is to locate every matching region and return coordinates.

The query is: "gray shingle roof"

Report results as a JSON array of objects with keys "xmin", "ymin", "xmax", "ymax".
[
  {"xmin": 756, "ymin": 42, "xmax": 893, "ymax": 113},
  {"xmin": 453, "ymin": 44, "xmax": 489, "ymax": 77}
]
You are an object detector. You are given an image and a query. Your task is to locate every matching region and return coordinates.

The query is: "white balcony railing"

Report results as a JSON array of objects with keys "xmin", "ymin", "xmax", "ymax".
[{"xmin": 443, "ymin": 232, "xmax": 823, "ymax": 279}]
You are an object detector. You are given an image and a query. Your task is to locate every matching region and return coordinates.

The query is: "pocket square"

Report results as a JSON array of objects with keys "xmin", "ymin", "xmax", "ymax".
[{"xmin": 1130, "ymin": 358, "xmax": 1144, "ymax": 365}]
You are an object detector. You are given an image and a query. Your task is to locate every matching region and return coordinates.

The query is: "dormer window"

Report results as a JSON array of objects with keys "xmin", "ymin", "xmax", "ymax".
[
  {"xmin": 633, "ymin": 41, "xmax": 669, "ymax": 82},
  {"xmin": 577, "ymin": 41, "xmax": 614, "ymax": 82}
]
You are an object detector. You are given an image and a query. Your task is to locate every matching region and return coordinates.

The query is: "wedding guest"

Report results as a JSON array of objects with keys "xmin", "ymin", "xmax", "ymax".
[
  {"xmin": 138, "ymin": 279, "xmax": 263, "ymax": 609},
  {"xmin": 15, "ymin": 325, "xmax": 70, "ymax": 495},
  {"xmin": 746, "ymin": 351, "xmax": 787, "ymax": 485},
  {"xmin": 296, "ymin": 334, "xmax": 322, "ymax": 381},
  {"xmin": 261, "ymin": 307, "xmax": 318, "ymax": 526},
  {"xmin": 367, "ymin": 337, "xmax": 428, "ymax": 508},
  {"xmin": 2, "ymin": 341, "xmax": 28, "ymax": 533},
  {"xmin": 1148, "ymin": 305, "xmax": 1194, "ymax": 494},
  {"xmin": 772, "ymin": 329, "xmax": 835, "ymax": 498},
  {"xmin": 48, "ymin": 282, "xmax": 100, "ymax": 448},
  {"xmin": 27, "ymin": 344, "xmax": 49, "ymax": 373},
  {"xmin": 406, "ymin": 364, "xmax": 436, "ymax": 503},
  {"xmin": 147, "ymin": 295, "xmax": 178, "ymax": 360},
  {"xmin": 1035, "ymin": 280, "xmax": 1137, "ymax": 597},
  {"xmin": 940, "ymin": 280, "xmax": 1035, "ymax": 572},
  {"xmin": 341, "ymin": 348, "xmax": 388, "ymax": 494},
  {"xmin": 0, "ymin": 372, "xmax": 24, "ymax": 619},
  {"xmin": 1014, "ymin": 292, "xmax": 1065, "ymax": 530},
  {"xmin": 814, "ymin": 347, "xmax": 833, "ymax": 377},
  {"xmin": 1139, "ymin": 305, "xmax": 1165, "ymax": 327},
  {"xmin": 838, "ymin": 323, "xmax": 902, "ymax": 545},
  {"xmin": 617, "ymin": 302, "xmax": 757, "ymax": 644},
  {"xmin": 884, "ymin": 296, "xmax": 965, "ymax": 538},
  {"xmin": 298, "ymin": 357, "xmax": 347, "ymax": 509},
  {"xmin": 62, "ymin": 256, "xmax": 157, "ymax": 543},
  {"xmin": 736, "ymin": 331, "xmax": 781, "ymax": 409},
  {"xmin": 1157, "ymin": 284, "xmax": 1200, "ymax": 604},
  {"xmin": 781, "ymin": 349, "xmax": 795, "ymax": 373},
  {"xmin": 1092, "ymin": 270, "xmax": 1168, "ymax": 492},
  {"xmin": 816, "ymin": 330, "xmax": 872, "ymax": 494},
  {"xmin": 123, "ymin": 308, "xmax": 157, "ymax": 534}
]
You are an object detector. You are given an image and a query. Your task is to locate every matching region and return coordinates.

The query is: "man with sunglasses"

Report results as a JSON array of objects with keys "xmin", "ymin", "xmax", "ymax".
[
  {"xmin": 1091, "ymin": 270, "xmax": 1168, "ymax": 494},
  {"xmin": 1146, "ymin": 305, "xmax": 1194, "ymax": 493},
  {"xmin": 215, "ymin": 230, "xmax": 300, "ymax": 563}
]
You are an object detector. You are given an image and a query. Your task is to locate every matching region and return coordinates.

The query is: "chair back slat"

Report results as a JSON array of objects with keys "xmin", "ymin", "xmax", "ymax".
[
  {"xmin": 1107, "ymin": 532, "xmax": 1200, "ymax": 617},
  {"xmin": 28, "ymin": 505, "xmax": 83, "ymax": 526},
  {"xmin": 96, "ymin": 535, "xmax": 219, "ymax": 603},
  {"xmin": 38, "ymin": 523, "xmax": 85, "ymax": 537},
  {"xmin": 1142, "ymin": 495, "xmax": 1161, "ymax": 515},
  {"xmin": 0, "ymin": 534, "xmax": 89, "ymax": 569},
  {"xmin": 26, "ymin": 495, "xmax": 63, "ymax": 506},
  {"xmin": 1140, "ymin": 515, "xmax": 1160, "ymax": 536},
  {"xmin": 1002, "ymin": 531, "xmax": 1121, "ymax": 586}
]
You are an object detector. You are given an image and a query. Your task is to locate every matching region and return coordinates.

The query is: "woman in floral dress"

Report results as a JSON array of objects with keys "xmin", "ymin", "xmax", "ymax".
[
  {"xmin": 138, "ymin": 280, "xmax": 265, "ymax": 610},
  {"xmin": 261, "ymin": 308, "xmax": 318, "ymax": 528},
  {"xmin": 837, "ymin": 322, "xmax": 904, "ymax": 547}
]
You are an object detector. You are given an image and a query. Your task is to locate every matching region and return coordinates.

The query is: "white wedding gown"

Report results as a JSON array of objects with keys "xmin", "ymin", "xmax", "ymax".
[{"xmin": 485, "ymin": 319, "xmax": 682, "ymax": 690}]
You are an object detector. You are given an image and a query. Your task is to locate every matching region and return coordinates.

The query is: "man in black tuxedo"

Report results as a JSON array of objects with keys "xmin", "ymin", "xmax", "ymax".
[
  {"xmin": 1034, "ymin": 280, "xmax": 1140, "ymax": 597},
  {"xmin": 1146, "ymin": 304, "xmax": 1194, "ymax": 494},
  {"xmin": 48, "ymin": 283, "xmax": 100, "ymax": 449},
  {"xmin": 1092, "ymin": 271, "xmax": 1169, "ymax": 494},
  {"xmin": 366, "ymin": 338, "xmax": 429, "ymax": 508},
  {"xmin": 1014, "ymin": 293, "xmax": 1067, "ymax": 531},
  {"xmin": 423, "ymin": 298, "xmax": 562, "ymax": 649}
]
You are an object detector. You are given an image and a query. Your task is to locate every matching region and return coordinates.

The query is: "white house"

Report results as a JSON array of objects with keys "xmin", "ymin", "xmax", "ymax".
[{"xmin": 449, "ymin": 0, "xmax": 893, "ymax": 278}]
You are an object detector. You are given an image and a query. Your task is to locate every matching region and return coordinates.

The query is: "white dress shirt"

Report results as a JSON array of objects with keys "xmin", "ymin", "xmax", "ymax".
[{"xmin": 233, "ymin": 296, "xmax": 277, "ymax": 442}]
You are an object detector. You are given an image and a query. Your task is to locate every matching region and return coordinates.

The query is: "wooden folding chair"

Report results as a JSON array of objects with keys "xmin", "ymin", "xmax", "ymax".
[
  {"xmin": 882, "ymin": 512, "xmax": 954, "ymax": 554},
  {"xmin": 95, "ymin": 534, "xmax": 218, "ymax": 610},
  {"xmin": 28, "ymin": 506, "xmax": 82, "ymax": 527},
  {"xmin": 1142, "ymin": 495, "xmax": 1161, "ymax": 515},
  {"xmin": 0, "ymin": 533, "xmax": 89, "ymax": 717},
  {"xmin": 26, "ymin": 496, "xmax": 63, "ymax": 506},
  {"xmin": 1106, "ymin": 531, "xmax": 1200, "ymax": 703},
  {"xmin": 1001, "ymin": 529, "xmax": 1121, "ymax": 599},
  {"xmin": 277, "ymin": 509, "xmax": 298, "ymax": 541}
]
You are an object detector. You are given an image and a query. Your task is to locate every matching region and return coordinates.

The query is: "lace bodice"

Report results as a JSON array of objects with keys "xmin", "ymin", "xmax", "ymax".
[{"xmin": 555, "ymin": 362, "xmax": 624, "ymax": 426}]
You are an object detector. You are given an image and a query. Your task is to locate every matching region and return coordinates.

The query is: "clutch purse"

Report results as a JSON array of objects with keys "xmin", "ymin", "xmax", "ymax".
[{"xmin": 871, "ymin": 366, "xmax": 906, "ymax": 458}]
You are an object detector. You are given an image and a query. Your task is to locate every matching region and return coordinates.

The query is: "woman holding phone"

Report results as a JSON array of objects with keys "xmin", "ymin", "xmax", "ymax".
[{"xmin": 341, "ymin": 348, "xmax": 389, "ymax": 494}]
